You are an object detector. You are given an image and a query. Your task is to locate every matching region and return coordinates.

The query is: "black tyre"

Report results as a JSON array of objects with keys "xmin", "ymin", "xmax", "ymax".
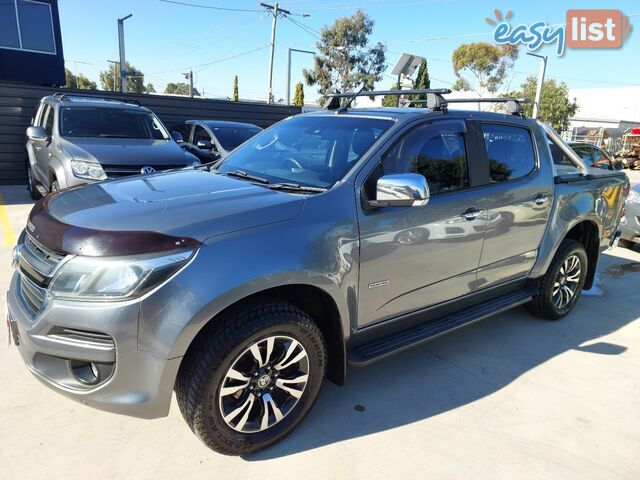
[
  {"xmin": 26, "ymin": 160, "xmax": 42, "ymax": 200},
  {"xmin": 527, "ymin": 239, "xmax": 588, "ymax": 320},
  {"xmin": 50, "ymin": 177, "xmax": 60, "ymax": 193},
  {"xmin": 617, "ymin": 238, "xmax": 635, "ymax": 250},
  {"xmin": 175, "ymin": 298, "xmax": 327, "ymax": 456}
]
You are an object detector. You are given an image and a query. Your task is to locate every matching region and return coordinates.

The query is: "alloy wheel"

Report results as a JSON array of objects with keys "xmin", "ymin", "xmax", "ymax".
[
  {"xmin": 552, "ymin": 254, "xmax": 581, "ymax": 309},
  {"xmin": 218, "ymin": 335, "xmax": 309, "ymax": 433}
]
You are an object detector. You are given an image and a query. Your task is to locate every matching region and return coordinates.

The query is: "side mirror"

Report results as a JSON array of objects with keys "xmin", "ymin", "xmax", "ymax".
[
  {"xmin": 171, "ymin": 131, "xmax": 184, "ymax": 143},
  {"xmin": 370, "ymin": 173, "xmax": 430, "ymax": 208},
  {"xmin": 27, "ymin": 126, "xmax": 49, "ymax": 142},
  {"xmin": 196, "ymin": 139, "xmax": 213, "ymax": 150}
]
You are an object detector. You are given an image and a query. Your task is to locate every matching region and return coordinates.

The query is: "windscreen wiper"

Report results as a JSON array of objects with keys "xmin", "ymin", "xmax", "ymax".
[
  {"xmin": 266, "ymin": 182, "xmax": 327, "ymax": 193},
  {"xmin": 224, "ymin": 170, "xmax": 269, "ymax": 184}
]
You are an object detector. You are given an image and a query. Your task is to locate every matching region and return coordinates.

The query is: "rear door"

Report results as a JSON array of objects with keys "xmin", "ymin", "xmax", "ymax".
[
  {"xmin": 356, "ymin": 118, "xmax": 488, "ymax": 327},
  {"xmin": 473, "ymin": 121, "xmax": 553, "ymax": 288}
]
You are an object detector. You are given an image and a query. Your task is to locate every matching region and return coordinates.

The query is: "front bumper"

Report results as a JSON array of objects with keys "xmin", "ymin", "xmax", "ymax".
[{"xmin": 7, "ymin": 272, "xmax": 180, "ymax": 419}]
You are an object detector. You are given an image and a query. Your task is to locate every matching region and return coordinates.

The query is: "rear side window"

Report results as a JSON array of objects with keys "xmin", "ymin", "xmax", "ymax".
[
  {"xmin": 481, "ymin": 124, "xmax": 536, "ymax": 182},
  {"xmin": 382, "ymin": 120, "xmax": 469, "ymax": 195}
]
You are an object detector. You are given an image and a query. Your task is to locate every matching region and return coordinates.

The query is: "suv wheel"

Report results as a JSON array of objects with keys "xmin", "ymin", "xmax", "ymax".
[
  {"xmin": 50, "ymin": 176, "xmax": 60, "ymax": 193},
  {"xmin": 528, "ymin": 239, "xmax": 588, "ymax": 320},
  {"xmin": 175, "ymin": 298, "xmax": 327, "ymax": 456},
  {"xmin": 26, "ymin": 161, "xmax": 42, "ymax": 200}
]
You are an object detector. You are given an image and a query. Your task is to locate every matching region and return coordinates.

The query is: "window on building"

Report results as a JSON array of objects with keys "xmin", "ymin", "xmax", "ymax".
[{"xmin": 0, "ymin": 1, "xmax": 56, "ymax": 54}]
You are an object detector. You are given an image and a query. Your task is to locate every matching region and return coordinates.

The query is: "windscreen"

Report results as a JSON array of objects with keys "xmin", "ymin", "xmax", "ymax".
[
  {"xmin": 218, "ymin": 115, "xmax": 393, "ymax": 188},
  {"xmin": 209, "ymin": 126, "xmax": 262, "ymax": 151},
  {"xmin": 60, "ymin": 107, "xmax": 170, "ymax": 140}
]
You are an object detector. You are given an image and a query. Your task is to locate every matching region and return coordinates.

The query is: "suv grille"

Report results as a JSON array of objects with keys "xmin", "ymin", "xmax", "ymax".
[
  {"xmin": 18, "ymin": 234, "xmax": 64, "ymax": 317},
  {"xmin": 103, "ymin": 164, "xmax": 186, "ymax": 178},
  {"xmin": 19, "ymin": 274, "xmax": 47, "ymax": 316}
]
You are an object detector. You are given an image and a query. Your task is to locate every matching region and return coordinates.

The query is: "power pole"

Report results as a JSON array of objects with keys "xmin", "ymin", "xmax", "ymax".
[
  {"xmin": 107, "ymin": 60, "xmax": 120, "ymax": 92},
  {"xmin": 183, "ymin": 71, "xmax": 194, "ymax": 97},
  {"xmin": 260, "ymin": 3, "xmax": 309, "ymax": 104},
  {"xmin": 527, "ymin": 52, "xmax": 547, "ymax": 119},
  {"xmin": 118, "ymin": 14, "xmax": 132, "ymax": 93}
]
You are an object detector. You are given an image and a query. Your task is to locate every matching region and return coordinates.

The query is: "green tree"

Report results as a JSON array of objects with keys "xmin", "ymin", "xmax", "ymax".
[
  {"xmin": 164, "ymin": 82, "xmax": 200, "ymax": 96},
  {"xmin": 303, "ymin": 9, "xmax": 386, "ymax": 100},
  {"xmin": 381, "ymin": 83, "xmax": 399, "ymax": 107},
  {"xmin": 292, "ymin": 82, "xmax": 305, "ymax": 106},
  {"xmin": 410, "ymin": 59, "xmax": 431, "ymax": 107},
  {"xmin": 145, "ymin": 83, "xmax": 156, "ymax": 94},
  {"xmin": 452, "ymin": 77, "xmax": 471, "ymax": 92},
  {"xmin": 98, "ymin": 62, "xmax": 145, "ymax": 93},
  {"xmin": 64, "ymin": 68, "xmax": 97, "ymax": 90},
  {"xmin": 507, "ymin": 76, "xmax": 578, "ymax": 132},
  {"xmin": 232, "ymin": 75, "xmax": 239, "ymax": 101},
  {"xmin": 452, "ymin": 42, "xmax": 518, "ymax": 95}
]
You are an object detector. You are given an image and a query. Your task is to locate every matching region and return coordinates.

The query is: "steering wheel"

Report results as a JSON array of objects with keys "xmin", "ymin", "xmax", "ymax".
[{"xmin": 284, "ymin": 157, "xmax": 304, "ymax": 170}]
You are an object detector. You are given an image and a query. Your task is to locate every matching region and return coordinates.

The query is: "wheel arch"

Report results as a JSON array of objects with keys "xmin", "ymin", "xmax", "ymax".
[
  {"xmin": 562, "ymin": 219, "xmax": 600, "ymax": 290},
  {"xmin": 178, "ymin": 284, "xmax": 347, "ymax": 386}
]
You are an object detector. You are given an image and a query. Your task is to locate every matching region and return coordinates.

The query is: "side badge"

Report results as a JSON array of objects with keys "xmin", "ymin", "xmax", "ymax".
[{"xmin": 368, "ymin": 280, "xmax": 390, "ymax": 289}]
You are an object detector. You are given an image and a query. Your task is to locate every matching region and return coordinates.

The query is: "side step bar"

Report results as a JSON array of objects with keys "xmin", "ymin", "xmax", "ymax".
[{"xmin": 348, "ymin": 290, "xmax": 533, "ymax": 367}]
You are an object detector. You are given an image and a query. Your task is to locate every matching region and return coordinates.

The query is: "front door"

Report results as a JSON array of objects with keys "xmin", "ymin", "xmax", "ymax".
[
  {"xmin": 32, "ymin": 104, "xmax": 53, "ymax": 183},
  {"xmin": 356, "ymin": 119, "xmax": 488, "ymax": 328}
]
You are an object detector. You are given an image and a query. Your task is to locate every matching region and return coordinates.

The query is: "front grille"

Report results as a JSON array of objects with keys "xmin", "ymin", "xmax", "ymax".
[
  {"xmin": 18, "ymin": 234, "xmax": 64, "ymax": 317},
  {"xmin": 19, "ymin": 274, "xmax": 47, "ymax": 316},
  {"xmin": 103, "ymin": 164, "xmax": 186, "ymax": 178},
  {"xmin": 25, "ymin": 234, "xmax": 64, "ymax": 268}
]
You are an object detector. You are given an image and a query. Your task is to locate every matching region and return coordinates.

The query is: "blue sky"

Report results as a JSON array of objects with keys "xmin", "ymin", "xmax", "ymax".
[{"xmin": 58, "ymin": 0, "xmax": 640, "ymax": 102}]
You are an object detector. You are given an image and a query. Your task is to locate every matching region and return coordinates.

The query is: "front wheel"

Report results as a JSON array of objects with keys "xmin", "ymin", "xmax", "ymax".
[
  {"xmin": 175, "ymin": 299, "xmax": 327, "ymax": 456},
  {"xmin": 528, "ymin": 239, "xmax": 588, "ymax": 320},
  {"xmin": 26, "ymin": 161, "xmax": 42, "ymax": 200}
]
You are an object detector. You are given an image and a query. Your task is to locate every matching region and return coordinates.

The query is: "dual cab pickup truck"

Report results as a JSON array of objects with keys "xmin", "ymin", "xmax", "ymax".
[{"xmin": 7, "ymin": 90, "xmax": 628, "ymax": 455}]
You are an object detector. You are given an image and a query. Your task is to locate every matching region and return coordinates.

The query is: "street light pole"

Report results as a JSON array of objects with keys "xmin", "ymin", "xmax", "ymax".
[
  {"xmin": 107, "ymin": 60, "xmax": 120, "ymax": 92},
  {"xmin": 118, "ymin": 14, "xmax": 133, "ymax": 94},
  {"xmin": 527, "ymin": 52, "xmax": 547, "ymax": 120},
  {"xmin": 286, "ymin": 48, "xmax": 314, "ymax": 105}
]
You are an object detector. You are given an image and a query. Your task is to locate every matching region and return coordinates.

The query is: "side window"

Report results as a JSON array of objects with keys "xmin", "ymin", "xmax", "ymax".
[
  {"xmin": 590, "ymin": 147, "xmax": 611, "ymax": 169},
  {"xmin": 43, "ymin": 106, "xmax": 54, "ymax": 135},
  {"xmin": 194, "ymin": 125, "xmax": 216, "ymax": 151},
  {"xmin": 571, "ymin": 146, "xmax": 594, "ymax": 166},
  {"xmin": 481, "ymin": 124, "xmax": 536, "ymax": 182},
  {"xmin": 381, "ymin": 120, "xmax": 469, "ymax": 195}
]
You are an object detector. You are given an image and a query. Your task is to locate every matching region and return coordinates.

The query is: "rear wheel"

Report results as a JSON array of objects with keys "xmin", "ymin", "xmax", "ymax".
[
  {"xmin": 175, "ymin": 298, "xmax": 326, "ymax": 456},
  {"xmin": 528, "ymin": 239, "xmax": 588, "ymax": 320}
]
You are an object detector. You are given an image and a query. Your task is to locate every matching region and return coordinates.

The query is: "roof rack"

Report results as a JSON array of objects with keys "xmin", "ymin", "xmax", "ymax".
[
  {"xmin": 426, "ymin": 97, "xmax": 531, "ymax": 117},
  {"xmin": 51, "ymin": 92, "xmax": 141, "ymax": 106},
  {"xmin": 325, "ymin": 88, "xmax": 452, "ymax": 113}
]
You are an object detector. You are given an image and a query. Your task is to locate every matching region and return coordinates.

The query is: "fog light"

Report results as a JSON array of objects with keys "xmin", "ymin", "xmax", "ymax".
[{"xmin": 70, "ymin": 360, "xmax": 100, "ymax": 385}]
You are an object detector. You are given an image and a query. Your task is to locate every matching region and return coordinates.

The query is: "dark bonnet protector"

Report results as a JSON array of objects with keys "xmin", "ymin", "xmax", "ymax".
[{"xmin": 27, "ymin": 195, "xmax": 200, "ymax": 256}]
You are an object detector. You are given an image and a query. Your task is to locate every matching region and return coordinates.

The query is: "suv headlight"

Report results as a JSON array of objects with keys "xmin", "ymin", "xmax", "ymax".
[
  {"xmin": 71, "ymin": 160, "xmax": 107, "ymax": 180},
  {"xmin": 49, "ymin": 249, "xmax": 195, "ymax": 301}
]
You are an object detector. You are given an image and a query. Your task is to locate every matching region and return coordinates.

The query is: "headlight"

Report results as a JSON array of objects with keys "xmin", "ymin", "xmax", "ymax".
[
  {"xmin": 71, "ymin": 160, "xmax": 107, "ymax": 180},
  {"xmin": 49, "ymin": 249, "xmax": 195, "ymax": 301}
]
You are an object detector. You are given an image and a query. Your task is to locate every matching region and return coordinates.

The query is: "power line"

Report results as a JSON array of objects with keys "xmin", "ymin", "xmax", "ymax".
[
  {"xmin": 149, "ymin": 44, "xmax": 271, "ymax": 75},
  {"xmin": 157, "ymin": 0, "xmax": 262, "ymax": 13}
]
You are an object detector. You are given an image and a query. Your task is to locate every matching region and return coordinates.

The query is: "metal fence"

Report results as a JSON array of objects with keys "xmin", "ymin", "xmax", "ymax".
[{"xmin": 0, "ymin": 83, "xmax": 301, "ymax": 184}]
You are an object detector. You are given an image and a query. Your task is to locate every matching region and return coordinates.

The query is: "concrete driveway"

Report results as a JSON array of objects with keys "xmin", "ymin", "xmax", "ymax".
[{"xmin": 1, "ymin": 178, "xmax": 639, "ymax": 480}]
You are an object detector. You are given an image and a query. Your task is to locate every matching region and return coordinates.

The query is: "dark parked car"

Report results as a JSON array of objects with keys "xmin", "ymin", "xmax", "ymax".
[
  {"xmin": 8, "ymin": 90, "xmax": 628, "ymax": 456},
  {"xmin": 569, "ymin": 142, "xmax": 623, "ymax": 170},
  {"xmin": 175, "ymin": 120, "xmax": 262, "ymax": 163},
  {"xmin": 25, "ymin": 94, "xmax": 199, "ymax": 199}
]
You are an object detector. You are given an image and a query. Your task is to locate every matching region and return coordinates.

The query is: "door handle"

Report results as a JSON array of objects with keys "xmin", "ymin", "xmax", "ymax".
[
  {"xmin": 461, "ymin": 208, "xmax": 484, "ymax": 221},
  {"xmin": 534, "ymin": 194, "xmax": 549, "ymax": 205}
]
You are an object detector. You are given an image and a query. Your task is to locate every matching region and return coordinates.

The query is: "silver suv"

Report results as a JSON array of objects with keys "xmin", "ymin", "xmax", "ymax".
[{"xmin": 25, "ymin": 93, "xmax": 199, "ymax": 199}]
